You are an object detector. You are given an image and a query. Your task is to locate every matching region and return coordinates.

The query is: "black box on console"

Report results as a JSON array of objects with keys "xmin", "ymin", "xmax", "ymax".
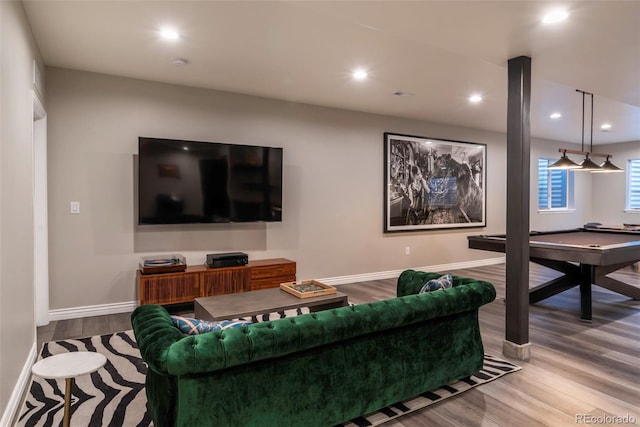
[{"xmin": 206, "ymin": 252, "xmax": 249, "ymax": 268}]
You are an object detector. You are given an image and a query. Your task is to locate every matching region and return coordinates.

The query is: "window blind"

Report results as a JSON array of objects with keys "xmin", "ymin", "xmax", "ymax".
[
  {"xmin": 628, "ymin": 159, "xmax": 640, "ymax": 209},
  {"xmin": 538, "ymin": 159, "xmax": 568, "ymax": 209}
]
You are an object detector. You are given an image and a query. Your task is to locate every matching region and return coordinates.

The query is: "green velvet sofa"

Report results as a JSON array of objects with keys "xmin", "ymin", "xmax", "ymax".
[{"xmin": 131, "ymin": 270, "xmax": 496, "ymax": 427}]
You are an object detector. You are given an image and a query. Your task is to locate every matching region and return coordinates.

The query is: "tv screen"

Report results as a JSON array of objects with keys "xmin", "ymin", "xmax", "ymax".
[{"xmin": 138, "ymin": 137, "xmax": 282, "ymax": 224}]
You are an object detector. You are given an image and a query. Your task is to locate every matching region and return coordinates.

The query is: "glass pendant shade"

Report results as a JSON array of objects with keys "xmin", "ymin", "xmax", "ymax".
[
  {"xmin": 547, "ymin": 152, "xmax": 581, "ymax": 169},
  {"xmin": 592, "ymin": 157, "xmax": 624, "ymax": 173}
]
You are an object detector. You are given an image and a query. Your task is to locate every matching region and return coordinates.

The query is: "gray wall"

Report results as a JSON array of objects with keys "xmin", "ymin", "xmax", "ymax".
[
  {"xmin": 46, "ymin": 67, "xmax": 596, "ymax": 311},
  {"xmin": 591, "ymin": 141, "xmax": 640, "ymax": 224},
  {"xmin": 0, "ymin": 0, "xmax": 42, "ymax": 419}
]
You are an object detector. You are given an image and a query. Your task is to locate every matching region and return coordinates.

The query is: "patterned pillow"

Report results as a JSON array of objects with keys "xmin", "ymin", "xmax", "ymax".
[
  {"xmin": 171, "ymin": 316, "xmax": 252, "ymax": 335},
  {"xmin": 240, "ymin": 306, "xmax": 311, "ymax": 323},
  {"xmin": 418, "ymin": 273, "xmax": 453, "ymax": 293}
]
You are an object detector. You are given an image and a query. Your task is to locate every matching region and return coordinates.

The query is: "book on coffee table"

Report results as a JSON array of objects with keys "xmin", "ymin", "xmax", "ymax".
[{"xmin": 280, "ymin": 280, "xmax": 336, "ymax": 298}]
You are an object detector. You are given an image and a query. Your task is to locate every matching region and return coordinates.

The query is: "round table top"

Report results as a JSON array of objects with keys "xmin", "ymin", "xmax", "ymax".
[{"xmin": 32, "ymin": 352, "xmax": 107, "ymax": 379}]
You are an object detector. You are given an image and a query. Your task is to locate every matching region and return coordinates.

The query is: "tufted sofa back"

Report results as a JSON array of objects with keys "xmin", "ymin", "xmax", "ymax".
[{"xmin": 132, "ymin": 277, "xmax": 495, "ymax": 376}]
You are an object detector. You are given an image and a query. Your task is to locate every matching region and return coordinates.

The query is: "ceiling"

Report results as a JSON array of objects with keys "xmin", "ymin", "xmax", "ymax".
[{"xmin": 22, "ymin": 0, "xmax": 640, "ymax": 145}]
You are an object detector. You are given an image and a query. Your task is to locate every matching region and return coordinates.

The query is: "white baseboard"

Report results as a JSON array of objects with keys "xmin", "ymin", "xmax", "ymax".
[
  {"xmin": 320, "ymin": 256, "xmax": 506, "ymax": 286},
  {"xmin": 47, "ymin": 257, "xmax": 506, "ymax": 319},
  {"xmin": 49, "ymin": 301, "xmax": 138, "ymax": 321},
  {"xmin": 1, "ymin": 342, "xmax": 37, "ymax": 427}
]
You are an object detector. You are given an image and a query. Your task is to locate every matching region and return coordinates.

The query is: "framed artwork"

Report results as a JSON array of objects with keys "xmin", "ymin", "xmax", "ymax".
[{"xmin": 384, "ymin": 132, "xmax": 486, "ymax": 232}]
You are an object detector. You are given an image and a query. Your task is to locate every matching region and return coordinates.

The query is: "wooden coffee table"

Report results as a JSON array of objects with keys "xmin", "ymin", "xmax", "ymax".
[{"xmin": 194, "ymin": 287, "xmax": 349, "ymax": 321}]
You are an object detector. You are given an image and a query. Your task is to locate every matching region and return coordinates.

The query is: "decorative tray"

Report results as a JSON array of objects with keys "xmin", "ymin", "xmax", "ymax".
[{"xmin": 280, "ymin": 280, "xmax": 337, "ymax": 298}]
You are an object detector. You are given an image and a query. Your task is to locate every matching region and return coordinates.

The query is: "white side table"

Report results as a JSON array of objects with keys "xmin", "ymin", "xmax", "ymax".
[{"xmin": 31, "ymin": 351, "xmax": 107, "ymax": 427}]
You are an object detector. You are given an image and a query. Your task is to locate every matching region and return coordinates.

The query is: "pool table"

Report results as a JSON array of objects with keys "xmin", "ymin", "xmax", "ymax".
[{"xmin": 468, "ymin": 227, "xmax": 640, "ymax": 320}]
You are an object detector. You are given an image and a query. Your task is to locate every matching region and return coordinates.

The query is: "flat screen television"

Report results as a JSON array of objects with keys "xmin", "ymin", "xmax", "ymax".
[{"xmin": 138, "ymin": 137, "xmax": 283, "ymax": 225}]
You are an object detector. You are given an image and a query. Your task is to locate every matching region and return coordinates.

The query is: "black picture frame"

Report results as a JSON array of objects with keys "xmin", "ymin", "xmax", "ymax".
[{"xmin": 384, "ymin": 132, "xmax": 487, "ymax": 232}]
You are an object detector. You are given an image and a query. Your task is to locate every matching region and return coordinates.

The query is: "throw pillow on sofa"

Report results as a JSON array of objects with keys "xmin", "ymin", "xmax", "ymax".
[
  {"xmin": 419, "ymin": 273, "xmax": 453, "ymax": 293},
  {"xmin": 171, "ymin": 316, "xmax": 252, "ymax": 335},
  {"xmin": 240, "ymin": 306, "xmax": 311, "ymax": 323}
]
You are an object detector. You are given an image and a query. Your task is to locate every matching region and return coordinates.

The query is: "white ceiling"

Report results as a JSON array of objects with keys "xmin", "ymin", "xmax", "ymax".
[{"xmin": 22, "ymin": 0, "xmax": 640, "ymax": 145}]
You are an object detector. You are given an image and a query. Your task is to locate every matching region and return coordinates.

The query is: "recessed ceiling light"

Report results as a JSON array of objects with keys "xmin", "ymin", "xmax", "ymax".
[
  {"xmin": 172, "ymin": 58, "xmax": 189, "ymax": 67},
  {"xmin": 542, "ymin": 9, "xmax": 569, "ymax": 24},
  {"xmin": 469, "ymin": 94, "xmax": 483, "ymax": 104},
  {"xmin": 600, "ymin": 123, "xmax": 612, "ymax": 131},
  {"xmin": 183, "ymin": 146, "xmax": 189, "ymax": 151},
  {"xmin": 160, "ymin": 27, "xmax": 180, "ymax": 40},
  {"xmin": 550, "ymin": 112, "xmax": 562, "ymax": 119},
  {"xmin": 352, "ymin": 69, "xmax": 368, "ymax": 81}
]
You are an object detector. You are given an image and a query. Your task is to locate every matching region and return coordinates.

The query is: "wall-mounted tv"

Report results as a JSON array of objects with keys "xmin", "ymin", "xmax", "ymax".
[{"xmin": 138, "ymin": 137, "xmax": 282, "ymax": 225}]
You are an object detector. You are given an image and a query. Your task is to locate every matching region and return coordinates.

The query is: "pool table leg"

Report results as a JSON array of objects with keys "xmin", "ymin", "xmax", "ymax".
[
  {"xmin": 529, "ymin": 257, "xmax": 581, "ymax": 303},
  {"xmin": 579, "ymin": 265, "xmax": 593, "ymax": 321},
  {"xmin": 593, "ymin": 262, "xmax": 640, "ymax": 300}
]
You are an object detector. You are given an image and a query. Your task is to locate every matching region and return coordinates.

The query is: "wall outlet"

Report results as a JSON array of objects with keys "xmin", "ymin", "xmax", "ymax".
[
  {"xmin": 405, "ymin": 246, "xmax": 410, "ymax": 255},
  {"xmin": 70, "ymin": 201, "xmax": 80, "ymax": 214}
]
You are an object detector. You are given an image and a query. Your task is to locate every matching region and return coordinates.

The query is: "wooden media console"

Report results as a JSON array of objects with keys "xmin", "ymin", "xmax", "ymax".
[{"xmin": 137, "ymin": 258, "xmax": 296, "ymax": 306}]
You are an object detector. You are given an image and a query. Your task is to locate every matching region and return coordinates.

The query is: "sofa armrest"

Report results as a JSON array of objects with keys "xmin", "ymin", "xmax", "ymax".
[
  {"xmin": 131, "ymin": 304, "xmax": 185, "ymax": 374},
  {"xmin": 397, "ymin": 269, "xmax": 490, "ymax": 297},
  {"xmin": 397, "ymin": 270, "xmax": 441, "ymax": 296}
]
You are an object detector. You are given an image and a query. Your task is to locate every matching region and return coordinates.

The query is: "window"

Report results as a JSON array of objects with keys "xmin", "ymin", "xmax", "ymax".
[
  {"xmin": 627, "ymin": 159, "xmax": 640, "ymax": 210},
  {"xmin": 538, "ymin": 158, "xmax": 570, "ymax": 209}
]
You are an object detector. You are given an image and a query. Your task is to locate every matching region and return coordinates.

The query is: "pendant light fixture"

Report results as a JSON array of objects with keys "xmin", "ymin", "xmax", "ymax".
[
  {"xmin": 575, "ymin": 90, "xmax": 601, "ymax": 171},
  {"xmin": 592, "ymin": 155, "xmax": 624, "ymax": 173},
  {"xmin": 547, "ymin": 150, "xmax": 581, "ymax": 169},
  {"xmin": 547, "ymin": 89, "xmax": 623, "ymax": 173}
]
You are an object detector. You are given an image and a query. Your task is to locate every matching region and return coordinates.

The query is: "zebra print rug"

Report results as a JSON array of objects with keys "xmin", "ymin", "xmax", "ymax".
[
  {"xmin": 18, "ymin": 331, "xmax": 520, "ymax": 427},
  {"xmin": 18, "ymin": 331, "xmax": 149, "ymax": 427}
]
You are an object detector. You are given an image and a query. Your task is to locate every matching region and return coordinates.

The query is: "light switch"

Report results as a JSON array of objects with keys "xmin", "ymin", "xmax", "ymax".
[{"xmin": 70, "ymin": 201, "xmax": 80, "ymax": 214}]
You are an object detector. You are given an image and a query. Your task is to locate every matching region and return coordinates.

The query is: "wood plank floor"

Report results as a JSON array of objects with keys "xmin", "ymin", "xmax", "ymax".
[{"xmin": 37, "ymin": 263, "xmax": 640, "ymax": 426}]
